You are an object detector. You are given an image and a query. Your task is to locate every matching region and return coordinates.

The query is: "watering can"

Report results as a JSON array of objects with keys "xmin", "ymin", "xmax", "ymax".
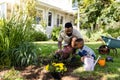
[{"xmin": 84, "ymin": 55, "xmax": 101, "ymax": 71}]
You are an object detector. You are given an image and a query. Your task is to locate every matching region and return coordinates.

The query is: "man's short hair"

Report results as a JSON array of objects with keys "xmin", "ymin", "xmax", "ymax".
[
  {"xmin": 65, "ymin": 22, "xmax": 73, "ymax": 28},
  {"xmin": 75, "ymin": 38, "xmax": 84, "ymax": 42}
]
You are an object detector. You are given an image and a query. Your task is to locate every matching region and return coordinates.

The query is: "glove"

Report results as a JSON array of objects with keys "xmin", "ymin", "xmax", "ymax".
[{"xmin": 106, "ymin": 56, "xmax": 113, "ymax": 62}]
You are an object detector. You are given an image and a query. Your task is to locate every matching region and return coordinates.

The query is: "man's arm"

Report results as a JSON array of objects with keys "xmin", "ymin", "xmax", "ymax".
[
  {"xmin": 57, "ymin": 31, "xmax": 63, "ymax": 50},
  {"xmin": 58, "ymin": 41, "xmax": 62, "ymax": 50}
]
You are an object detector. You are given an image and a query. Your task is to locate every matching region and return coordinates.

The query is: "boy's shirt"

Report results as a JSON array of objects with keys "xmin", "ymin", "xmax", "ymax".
[{"xmin": 77, "ymin": 45, "xmax": 96, "ymax": 59}]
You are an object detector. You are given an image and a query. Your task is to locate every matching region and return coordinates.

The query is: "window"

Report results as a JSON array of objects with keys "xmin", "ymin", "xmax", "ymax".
[
  {"xmin": 0, "ymin": 3, "xmax": 6, "ymax": 18},
  {"xmin": 57, "ymin": 14, "xmax": 63, "ymax": 27},
  {"xmin": 36, "ymin": 10, "xmax": 43, "ymax": 24},
  {"xmin": 60, "ymin": 16, "xmax": 63, "ymax": 24},
  {"xmin": 48, "ymin": 12, "xmax": 52, "ymax": 26},
  {"xmin": 57, "ymin": 14, "xmax": 59, "ymax": 27}
]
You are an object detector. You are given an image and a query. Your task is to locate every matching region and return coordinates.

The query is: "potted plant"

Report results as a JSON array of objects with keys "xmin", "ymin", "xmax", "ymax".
[{"xmin": 45, "ymin": 62, "xmax": 67, "ymax": 79}]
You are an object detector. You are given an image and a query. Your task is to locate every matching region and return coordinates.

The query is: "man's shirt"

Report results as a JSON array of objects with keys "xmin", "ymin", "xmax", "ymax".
[{"xmin": 58, "ymin": 28, "xmax": 82, "ymax": 46}]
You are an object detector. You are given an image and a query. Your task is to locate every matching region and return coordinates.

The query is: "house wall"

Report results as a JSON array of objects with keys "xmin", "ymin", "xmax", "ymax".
[
  {"xmin": 0, "ymin": 2, "xmax": 7, "ymax": 19},
  {"xmin": 36, "ymin": 3, "xmax": 74, "ymax": 38},
  {"xmin": 0, "ymin": 0, "xmax": 74, "ymax": 38}
]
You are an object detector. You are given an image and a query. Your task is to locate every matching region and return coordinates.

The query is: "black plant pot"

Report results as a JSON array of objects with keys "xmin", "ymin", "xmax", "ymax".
[{"xmin": 50, "ymin": 72, "xmax": 61, "ymax": 80}]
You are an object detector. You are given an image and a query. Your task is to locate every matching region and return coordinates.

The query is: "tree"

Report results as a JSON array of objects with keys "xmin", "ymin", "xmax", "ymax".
[
  {"xmin": 13, "ymin": 0, "xmax": 36, "ymax": 19},
  {"xmin": 77, "ymin": 0, "xmax": 117, "ymax": 30}
]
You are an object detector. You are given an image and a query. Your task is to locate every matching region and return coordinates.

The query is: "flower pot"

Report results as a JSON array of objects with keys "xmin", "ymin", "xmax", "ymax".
[{"xmin": 50, "ymin": 72, "xmax": 61, "ymax": 80}]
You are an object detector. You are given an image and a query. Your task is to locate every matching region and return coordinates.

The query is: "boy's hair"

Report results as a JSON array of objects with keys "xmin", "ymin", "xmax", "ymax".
[
  {"xmin": 65, "ymin": 22, "xmax": 73, "ymax": 28},
  {"xmin": 75, "ymin": 38, "xmax": 84, "ymax": 42}
]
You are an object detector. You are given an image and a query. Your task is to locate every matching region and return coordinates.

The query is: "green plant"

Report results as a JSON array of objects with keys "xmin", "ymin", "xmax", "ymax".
[
  {"xmin": 31, "ymin": 31, "xmax": 48, "ymax": 41},
  {"xmin": 45, "ymin": 62, "xmax": 67, "ymax": 74},
  {"xmin": 106, "ymin": 27, "xmax": 120, "ymax": 38},
  {"xmin": 11, "ymin": 42, "xmax": 38, "ymax": 67},
  {"xmin": 51, "ymin": 26, "xmax": 62, "ymax": 41},
  {"xmin": 81, "ymin": 29, "xmax": 110, "ymax": 42},
  {"xmin": 2, "ymin": 68, "xmax": 24, "ymax": 80},
  {"xmin": 0, "ymin": 16, "xmax": 39, "ymax": 67}
]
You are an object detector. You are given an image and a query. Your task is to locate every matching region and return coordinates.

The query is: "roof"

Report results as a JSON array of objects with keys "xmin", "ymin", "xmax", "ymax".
[{"xmin": 36, "ymin": 0, "xmax": 74, "ymax": 15}]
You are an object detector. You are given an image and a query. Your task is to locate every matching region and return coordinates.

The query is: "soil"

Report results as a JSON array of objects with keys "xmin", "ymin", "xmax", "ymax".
[
  {"xmin": 0, "ymin": 65, "xmax": 80, "ymax": 80},
  {"xmin": 0, "ymin": 59, "xmax": 98, "ymax": 80}
]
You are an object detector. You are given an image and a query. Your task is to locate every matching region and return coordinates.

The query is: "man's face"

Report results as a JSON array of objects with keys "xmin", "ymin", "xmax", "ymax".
[
  {"xmin": 75, "ymin": 41, "xmax": 84, "ymax": 49},
  {"xmin": 65, "ymin": 27, "xmax": 73, "ymax": 37}
]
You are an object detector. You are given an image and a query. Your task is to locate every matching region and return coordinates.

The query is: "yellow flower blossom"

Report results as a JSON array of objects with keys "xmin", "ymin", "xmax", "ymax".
[
  {"xmin": 45, "ymin": 64, "xmax": 49, "ymax": 71},
  {"xmin": 45, "ymin": 62, "xmax": 67, "ymax": 73}
]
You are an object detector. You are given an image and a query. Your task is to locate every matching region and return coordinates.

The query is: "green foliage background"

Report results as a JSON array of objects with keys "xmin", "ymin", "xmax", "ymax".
[
  {"xmin": 0, "ymin": 16, "xmax": 39, "ymax": 67},
  {"xmin": 74, "ymin": 0, "xmax": 120, "ymax": 40},
  {"xmin": 51, "ymin": 26, "xmax": 62, "ymax": 41}
]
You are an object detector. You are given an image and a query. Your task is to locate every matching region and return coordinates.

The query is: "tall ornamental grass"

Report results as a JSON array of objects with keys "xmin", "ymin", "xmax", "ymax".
[{"xmin": 0, "ymin": 16, "xmax": 39, "ymax": 67}]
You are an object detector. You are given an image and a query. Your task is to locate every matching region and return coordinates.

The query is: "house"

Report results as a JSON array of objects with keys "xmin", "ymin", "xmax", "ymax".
[
  {"xmin": 0, "ymin": 0, "xmax": 75, "ymax": 38},
  {"xmin": 35, "ymin": 0, "xmax": 75, "ymax": 38}
]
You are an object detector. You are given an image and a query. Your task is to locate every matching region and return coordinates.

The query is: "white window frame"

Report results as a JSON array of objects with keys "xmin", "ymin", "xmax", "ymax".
[
  {"xmin": 56, "ymin": 13, "xmax": 64, "ymax": 27},
  {"xmin": 47, "ymin": 11, "xmax": 53, "ymax": 27},
  {"xmin": 0, "ymin": 2, "xmax": 7, "ymax": 19}
]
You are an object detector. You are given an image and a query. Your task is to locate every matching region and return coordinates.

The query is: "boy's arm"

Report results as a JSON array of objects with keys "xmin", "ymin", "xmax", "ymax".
[{"xmin": 71, "ymin": 37, "xmax": 77, "ymax": 48}]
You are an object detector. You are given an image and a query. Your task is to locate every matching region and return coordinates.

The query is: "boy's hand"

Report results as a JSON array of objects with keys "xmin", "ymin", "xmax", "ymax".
[{"xmin": 81, "ymin": 56, "xmax": 85, "ymax": 62}]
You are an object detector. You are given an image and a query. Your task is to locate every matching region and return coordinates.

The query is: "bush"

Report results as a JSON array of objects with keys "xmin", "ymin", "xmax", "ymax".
[
  {"xmin": 11, "ymin": 42, "xmax": 38, "ymax": 67},
  {"xmin": 31, "ymin": 31, "xmax": 48, "ymax": 41},
  {"xmin": 0, "ymin": 16, "xmax": 39, "ymax": 67},
  {"xmin": 51, "ymin": 26, "xmax": 62, "ymax": 41},
  {"xmin": 81, "ymin": 29, "xmax": 110, "ymax": 42},
  {"xmin": 106, "ymin": 27, "xmax": 120, "ymax": 38}
]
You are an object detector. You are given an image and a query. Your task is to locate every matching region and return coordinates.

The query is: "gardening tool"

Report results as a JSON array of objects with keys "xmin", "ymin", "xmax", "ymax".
[
  {"xmin": 99, "ymin": 36, "xmax": 120, "ymax": 55},
  {"xmin": 84, "ymin": 55, "xmax": 101, "ymax": 71},
  {"xmin": 92, "ymin": 55, "xmax": 101, "ymax": 70}
]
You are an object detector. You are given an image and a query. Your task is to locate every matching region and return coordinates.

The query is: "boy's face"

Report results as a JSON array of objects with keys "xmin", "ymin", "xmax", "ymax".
[{"xmin": 75, "ymin": 41, "xmax": 84, "ymax": 49}]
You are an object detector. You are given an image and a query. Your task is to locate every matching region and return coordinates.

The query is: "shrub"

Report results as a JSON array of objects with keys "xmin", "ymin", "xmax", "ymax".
[
  {"xmin": 31, "ymin": 31, "xmax": 48, "ymax": 41},
  {"xmin": 0, "ymin": 16, "xmax": 39, "ymax": 67},
  {"xmin": 11, "ymin": 42, "xmax": 38, "ymax": 67},
  {"xmin": 81, "ymin": 29, "xmax": 110, "ymax": 42},
  {"xmin": 51, "ymin": 26, "xmax": 62, "ymax": 41},
  {"xmin": 106, "ymin": 27, "xmax": 120, "ymax": 38}
]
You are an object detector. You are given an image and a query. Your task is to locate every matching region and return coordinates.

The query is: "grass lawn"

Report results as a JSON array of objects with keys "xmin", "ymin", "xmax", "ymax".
[{"xmin": 36, "ymin": 42, "xmax": 120, "ymax": 80}]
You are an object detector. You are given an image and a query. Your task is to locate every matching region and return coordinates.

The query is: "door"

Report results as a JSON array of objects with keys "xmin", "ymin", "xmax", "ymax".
[{"xmin": 48, "ymin": 11, "xmax": 52, "ymax": 27}]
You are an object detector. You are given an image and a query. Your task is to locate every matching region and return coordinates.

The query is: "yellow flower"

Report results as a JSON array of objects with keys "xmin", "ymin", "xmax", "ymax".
[
  {"xmin": 52, "ymin": 63, "xmax": 56, "ymax": 65},
  {"xmin": 45, "ymin": 62, "xmax": 67, "ymax": 73},
  {"xmin": 45, "ymin": 64, "xmax": 49, "ymax": 71}
]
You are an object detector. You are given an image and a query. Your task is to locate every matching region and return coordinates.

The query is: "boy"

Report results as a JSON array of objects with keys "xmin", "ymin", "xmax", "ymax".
[{"xmin": 75, "ymin": 38, "xmax": 96, "ymax": 62}]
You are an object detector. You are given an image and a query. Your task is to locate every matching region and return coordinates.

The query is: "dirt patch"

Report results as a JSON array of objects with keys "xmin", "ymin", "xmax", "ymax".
[
  {"xmin": 18, "ymin": 65, "xmax": 80, "ymax": 80},
  {"xmin": 0, "ymin": 64, "xmax": 81, "ymax": 80},
  {"xmin": 0, "ymin": 58, "xmax": 101, "ymax": 80}
]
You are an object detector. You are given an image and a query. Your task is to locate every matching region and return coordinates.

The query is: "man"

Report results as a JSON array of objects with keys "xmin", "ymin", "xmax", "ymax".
[{"xmin": 55, "ymin": 22, "xmax": 82, "ymax": 60}]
